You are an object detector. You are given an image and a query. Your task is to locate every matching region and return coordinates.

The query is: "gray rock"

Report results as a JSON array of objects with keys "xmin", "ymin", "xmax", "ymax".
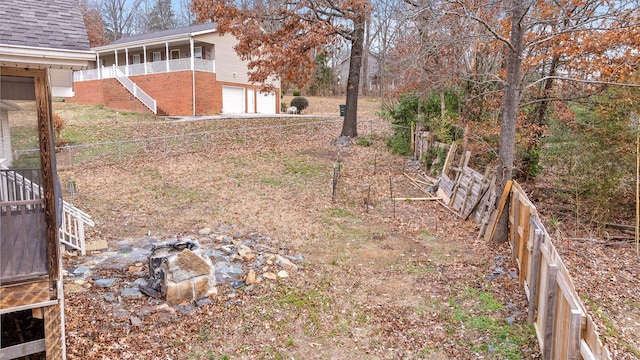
[
  {"xmin": 104, "ymin": 295, "xmax": 116, "ymax": 303},
  {"xmin": 287, "ymin": 254, "xmax": 304, "ymax": 262},
  {"xmin": 121, "ymin": 287, "xmax": 143, "ymax": 300},
  {"xmin": 174, "ymin": 304, "xmax": 195, "ymax": 314},
  {"xmin": 73, "ymin": 266, "xmax": 91, "ymax": 276},
  {"xmin": 127, "ymin": 249, "xmax": 152, "ymax": 262},
  {"xmin": 198, "ymin": 227, "xmax": 212, "ymax": 235},
  {"xmin": 95, "ymin": 278, "xmax": 118, "ymax": 288},
  {"xmin": 195, "ymin": 298, "xmax": 211, "ymax": 307},
  {"xmin": 505, "ymin": 316, "xmax": 516, "ymax": 324},
  {"xmin": 130, "ymin": 316, "xmax": 142, "ymax": 327}
]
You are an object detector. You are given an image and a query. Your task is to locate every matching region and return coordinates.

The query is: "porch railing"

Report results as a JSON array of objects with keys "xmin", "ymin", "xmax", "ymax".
[
  {"xmin": 114, "ymin": 67, "xmax": 157, "ymax": 114},
  {"xmin": 73, "ymin": 58, "xmax": 216, "ymax": 82},
  {"xmin": 0, "ymin": 166, "xmax": 94, "ymax": 255}
]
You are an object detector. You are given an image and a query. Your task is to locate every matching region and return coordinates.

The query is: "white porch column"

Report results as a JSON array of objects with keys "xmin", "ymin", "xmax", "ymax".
[
  {"xmin": 165, "ymin": 42, "xmax": 169, "ymax": 72},
  {"xmin": 190, "ymin": 38, "xmax": 195, "ymax": 71},
  {"xmin": 143, "ymin": 45, "xmax": 147, "ymax": 75},
  {"xmin": 125, "ymin": 48, "xmax": 129, "ymax": 76},
  {"xmin": 97, "ymin": 53, "xmax": 101, "ymax": 79},
  {"xmin": 190, "ymin": 37, "xmax": 196, "ymax": 116},
  {"xmin": 114, "ymin": 49, "xmax": 118, "ymax": 67}
]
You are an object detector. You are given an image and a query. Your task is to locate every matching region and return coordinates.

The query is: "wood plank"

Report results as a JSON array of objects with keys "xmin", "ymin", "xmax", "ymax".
[
  {"xmin": 582, "ymin": 315, "xmax": 610, "ymax": 360},
  {"xmin": 0, "ymin": 279, "xmax": 51, "ymax": 309},
  {"xmin": 0, "ymin": 339, "xmax": 45, "ymax": 360},
  {"xmin": 580, "ymin": 339, "xmax": 597, "ymax": 360},
  {"xmin": 441, "ymin": 143, "xmax": 456, "ymax": 176},
  {"xmin": 44, "ymin": 303, "xmax": 63, "ymax": 360},
  {"xmin": 34, "ymin": 69, "xmax": 60, "ymax": 285},
  {"xmin": 485, "ymin": 180, "xmax": 513, "ymax": 242},
  {"xmin": 527, "ymin": 229, "xmax": 543, "ymax": 324},
  {"xmin": 569, "ymin": 309, "xmax": 584, "ymax": 360},
  {"xmin": 510, "ymin": 190, "xmax": 520, "ymax": 259},
  {"xmin": 542, "ymin": 263, "xmax": 558, "ymax": 360}
]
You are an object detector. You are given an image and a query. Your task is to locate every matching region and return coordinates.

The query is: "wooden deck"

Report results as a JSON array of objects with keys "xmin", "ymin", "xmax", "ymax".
[{"xmin": 1, "ymin": 201, "xmax": 48, "ymax": 284}]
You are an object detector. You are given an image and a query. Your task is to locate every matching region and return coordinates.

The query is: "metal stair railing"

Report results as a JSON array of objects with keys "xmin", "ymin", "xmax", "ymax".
[
  {"xmin": 113, "ymin": 66, "xmax": 157, "ymax": 114},
  {"xmin": 0, "ymin": 165, "xmax": 94, "ymax": 255}
]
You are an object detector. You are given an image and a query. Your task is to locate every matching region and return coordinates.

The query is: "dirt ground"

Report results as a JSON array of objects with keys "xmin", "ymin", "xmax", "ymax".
[{"xmin": 40, "ymin": 97, "xmax": 635, "ymax": 359}]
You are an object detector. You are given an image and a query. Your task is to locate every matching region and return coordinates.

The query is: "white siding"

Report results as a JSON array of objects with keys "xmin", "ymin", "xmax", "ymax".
[
  {"xmin": 196, "ymin": 32, "xmax": 250, "ymax": 84},
  {"xmin": 50, "ymin": 69, "xmax": 75, "ymax": 97},
  {"xmin": 194, "ymin": 32, "xmax": 281, "ymax": 89}
]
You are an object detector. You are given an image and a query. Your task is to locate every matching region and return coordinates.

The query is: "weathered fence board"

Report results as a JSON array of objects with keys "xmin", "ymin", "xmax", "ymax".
[{"xmin": 503, "ymin": 182, "xmax": 610, "ymax": 360}]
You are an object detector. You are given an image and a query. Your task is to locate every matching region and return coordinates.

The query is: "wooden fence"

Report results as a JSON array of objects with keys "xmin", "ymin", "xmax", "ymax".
[
  {"xmin": 419, "ymin": 134, "xmax": 611, "ymax": 359},
  {"xmin": 497, "ymin": 181, "xmax": 611, "ymax": 359}
]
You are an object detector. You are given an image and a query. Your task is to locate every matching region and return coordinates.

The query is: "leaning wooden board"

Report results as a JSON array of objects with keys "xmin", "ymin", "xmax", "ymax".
[{"xmin": 484, "ymin": 180, "xmax": 513, "ymax": 242}]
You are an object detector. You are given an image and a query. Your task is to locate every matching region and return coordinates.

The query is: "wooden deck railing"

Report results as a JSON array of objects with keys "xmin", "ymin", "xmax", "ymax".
[{"xmin": 0, "ymin": 167, "xmax": 94, "ymax": 255}]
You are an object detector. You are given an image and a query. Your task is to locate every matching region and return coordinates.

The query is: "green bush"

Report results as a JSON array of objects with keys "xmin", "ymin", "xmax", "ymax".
[
  {"xmin": 280, "ymin": 102, "xmax": 288, "ymax": 113},
  {"xmin": 381, "ymin": 91, "xmax": 460, "ymax": 155},
  {"xmin": 292, "ymin": 89, "xmax": 301, "ymax": 96},
  {"xmin": 290, "ymin": 97, "xmax": 309, "ymax": 113}
]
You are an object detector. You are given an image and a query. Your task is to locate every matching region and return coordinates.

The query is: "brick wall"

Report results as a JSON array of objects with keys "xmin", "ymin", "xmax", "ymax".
[
  {"xmin": 69, "ymin": 80, "xmax": 104, "ymax": 105},
  {"xmin": 130, "ymin": 72, "xmax": 193, "ymax": 115},
  {"xmin": 195, "ymin": 72, "xmax": 220, "ymax": 115},
  {"xmin": 70, "ymin": 71, "xmax": 225, "ymax": 116}
]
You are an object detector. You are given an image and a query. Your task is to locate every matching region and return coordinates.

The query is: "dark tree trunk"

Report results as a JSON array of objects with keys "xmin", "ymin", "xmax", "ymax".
[
  {"xmin": 493, "ymin": 0, "xmax": 527, "ymax": 243},
  {"xmin": 341, "ymin": 17, "xmax": 365, "ymax": 138}
]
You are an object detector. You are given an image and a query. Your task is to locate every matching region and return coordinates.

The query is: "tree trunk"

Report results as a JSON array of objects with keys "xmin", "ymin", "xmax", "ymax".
[
  {"xmin": 341, "ymin": 17, "xmax": 365, "ymax": 138},
  {"xmin": 493, "ymin": 0, "xmax": 526, "ymax": 243}
]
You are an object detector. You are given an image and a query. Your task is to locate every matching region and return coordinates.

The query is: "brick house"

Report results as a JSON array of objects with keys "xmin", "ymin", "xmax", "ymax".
[{"xmin": 70, "ymin": 23, "xmax": 281, "ymax": 116}]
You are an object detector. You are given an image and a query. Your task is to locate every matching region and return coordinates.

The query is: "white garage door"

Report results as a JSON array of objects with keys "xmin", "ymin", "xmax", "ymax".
[
  {"xmin": 222, "ymin": 86, "xmax": 245, "ymax": 113},
  {"xmin": 256, "ymin": 91, "xmax": 276, "ymax": 114}
]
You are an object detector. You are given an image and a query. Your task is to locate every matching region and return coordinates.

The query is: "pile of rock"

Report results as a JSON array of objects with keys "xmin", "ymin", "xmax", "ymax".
[{"xmin": 64, "ymin": 225, "xmax": 305, "ymax": 308}]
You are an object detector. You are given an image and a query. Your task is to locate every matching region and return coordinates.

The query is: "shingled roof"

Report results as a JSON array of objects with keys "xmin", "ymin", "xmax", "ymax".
[
  {"xmin": 106, "ymin": 23, "xmax": 217, "ymax": 47},
  {"xmin": 0, "ymin": 0, "xmax": 90, "ymax": 51}
]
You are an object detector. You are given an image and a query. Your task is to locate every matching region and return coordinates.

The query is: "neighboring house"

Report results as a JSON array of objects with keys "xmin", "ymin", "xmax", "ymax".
[
  {"xmin": 0, "ymin": 0, "xmax": 94, "ymax": 359},
  {"xmin": 338, "ymin": 50, "xmax": 397, "ymax": 94},
  {"xmin": 70, "ymin": 23, "xmax": 281, "ymax": 116}
]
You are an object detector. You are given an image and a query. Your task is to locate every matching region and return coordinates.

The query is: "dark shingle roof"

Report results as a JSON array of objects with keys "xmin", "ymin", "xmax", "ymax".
[
  {"xmin": 0, "ymin": 0, "xmax": 90, "ymax": 51},
  {"xmin": 109, "ymin": 23, "xmax": 217, "ymax": 46}
]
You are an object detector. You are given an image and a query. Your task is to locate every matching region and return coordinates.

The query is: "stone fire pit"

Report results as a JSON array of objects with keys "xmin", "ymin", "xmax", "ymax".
[{"xmin": 141, "ymin": 239, "xmax": 217, "ymax": 306}]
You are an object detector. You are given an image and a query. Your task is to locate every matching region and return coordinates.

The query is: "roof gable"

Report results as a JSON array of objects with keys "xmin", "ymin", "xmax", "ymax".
[{"xmin": 0, "ymin": 0, "xmax": 90, "ymax": 52}]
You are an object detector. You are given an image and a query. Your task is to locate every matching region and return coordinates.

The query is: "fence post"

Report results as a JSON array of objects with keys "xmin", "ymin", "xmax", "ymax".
[
  {"xmin": 163, "ymin": 138, "xmax": 167, "ymax": 158},
  {"xmin": 527, "ymin": 228, "xmax": 543, "ymax": 324},
  {"xmin": 542, "ymin": 264, "xmax": 559, "ymax": 359}
]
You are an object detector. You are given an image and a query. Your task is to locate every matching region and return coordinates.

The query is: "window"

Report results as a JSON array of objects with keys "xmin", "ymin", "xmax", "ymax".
[
  {"xmin": 153, "ymin": 51, "xmax": 162, "ymax": 62},
  {"xmin": 132, "ymin": 54, "xmax": 141, "ymax": 64},
  {"xmin": 194, "ymin": 46, "xmax": 202, "ymax": 59},
  {"xmin": 171, "ymin": 49, "xmax": 180, "ymax": 60}
]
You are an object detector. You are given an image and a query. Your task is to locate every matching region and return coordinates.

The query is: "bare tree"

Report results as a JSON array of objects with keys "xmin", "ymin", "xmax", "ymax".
[
  {"xmin": 144, "ymin": 0, "xmax": 177, "ymax": 32},
  {"xmin": 101, "ymin": 0, "xmax": 141, "ymax": 40},
  {"xmin": 176, "ymin": 0, "xmax": 197, "ymax": 27}
]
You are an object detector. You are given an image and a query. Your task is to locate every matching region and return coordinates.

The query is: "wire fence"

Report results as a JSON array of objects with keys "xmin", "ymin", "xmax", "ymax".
[{"xmin": 13, "ymin": 118, "xmax": 397, "ymax": 170}]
